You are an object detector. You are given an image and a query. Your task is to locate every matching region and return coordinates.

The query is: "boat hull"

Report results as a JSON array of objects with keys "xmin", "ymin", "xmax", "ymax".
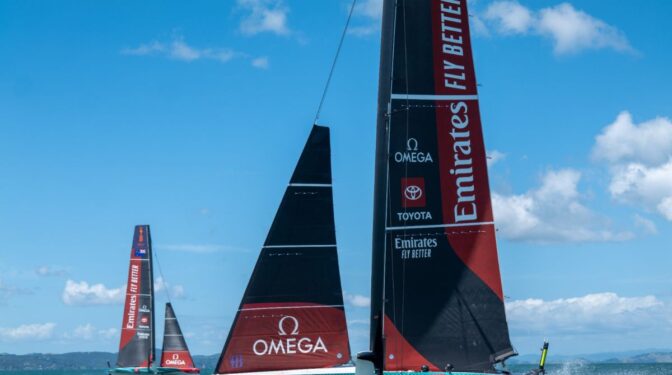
[
  {"xmin": 109, "ymin": 368, "xmax": 158, "ymax": 374},
  {"xmin": 156, "ymin": 367, "xmax": 201, "ymax": 374}
]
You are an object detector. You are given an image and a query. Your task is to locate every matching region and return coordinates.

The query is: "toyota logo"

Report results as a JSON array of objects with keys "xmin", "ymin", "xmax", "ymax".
[
  {"xmin": 278, "ymin": 315, "xmax": 299, "ymax": 336},
  {"xmin": 404, "ymin": 185, "xmax": 423, "ymax": 201}
]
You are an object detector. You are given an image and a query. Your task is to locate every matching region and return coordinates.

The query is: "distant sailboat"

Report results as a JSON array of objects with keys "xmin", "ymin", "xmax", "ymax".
[
  {"xmin": 112, "ymin": 225, "xmax": 156, "ymax": 374},
  {"xmin": 111, "ymin": 225, "xmax": 199, "ymax": 374},
  {"xmin": 357, "ymin": 0, "xmax": 527, "ymax": 374},
  {"xmin": 158, "ymin": 303, "xmax": 200, "ymax": 374},
  {"xmin": 214, "ymin": 125, "xmax": 354, "ymax": 375}
]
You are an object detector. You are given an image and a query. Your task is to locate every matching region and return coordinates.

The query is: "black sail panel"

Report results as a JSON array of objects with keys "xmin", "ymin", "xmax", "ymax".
[
  {"xmin": 370, "ymin": 0, "xmax": 515, "ymax": 372},
  {"xmin": 117, "ymin": 225, "xmax": 155, "ymax": 368},
  {"xmin": 215, "ymin": 125, "xmax": 351, "ymax": 374},
  {"xmin": 161, "ymin": 303, "xmax": 197, "ymax": 370}
]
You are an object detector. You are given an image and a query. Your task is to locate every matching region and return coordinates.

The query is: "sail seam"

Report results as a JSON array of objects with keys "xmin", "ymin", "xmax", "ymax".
[
  {"xmin": 240, "ymin": 304, "xmax": 344, "ymax": 311},
  {"xmin": 288, "ymin": 183, "xmax": 332, "ymax": 187},
  {"xmin": 263, "ymin": 244, "xmax": 336, "ymax": 248},
  {"xmin": 390, "ymin": 93, "xmax": 478, "ymax": 101},
  {"xmin": 386, "ymin": 221, "xmax": 494, "ymax": 230}
]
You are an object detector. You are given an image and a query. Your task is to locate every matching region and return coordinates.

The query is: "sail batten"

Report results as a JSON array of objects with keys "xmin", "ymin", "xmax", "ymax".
[
  {"xmin": 370, "ymin": 0, "xmax": 515, "ymax": 372},
  {"xmin": 216, "ymin": 125, "xmax": 351, "ymax": 374}
]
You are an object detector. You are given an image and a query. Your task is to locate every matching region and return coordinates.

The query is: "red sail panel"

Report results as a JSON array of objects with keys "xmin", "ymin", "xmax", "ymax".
[
  {"xmin": 161, "ymin": 351, "xmax": 196, "ymax": 369},
  {"xmin": 218, "ymin": 303, "xmax": 350, "ymax": 373},
  {"xmin": 117, "ymin": 225, "xmax": 154, "ymax": 368}
]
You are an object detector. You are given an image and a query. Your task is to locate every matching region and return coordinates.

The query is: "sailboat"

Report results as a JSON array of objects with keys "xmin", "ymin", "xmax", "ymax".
[
  {"xmin": 214, "ymin": 125, "xmax": 354, "ymax": 375},
  {"xmin": 112, "ymin": 225, "xmax": 156, "ymax": 374},
  {"xmin": 357, "ymin": 0, "xmax": 521, "ymax": 373},
  {"xmin": 111, "ymin": 225, "xmax": 199, "ymax": 374},
  {"xmin": 158, "ymin": 303, "xmax": 200, "ymax": 374}
]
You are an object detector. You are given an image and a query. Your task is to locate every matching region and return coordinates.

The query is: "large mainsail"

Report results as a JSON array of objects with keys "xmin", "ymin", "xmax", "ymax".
[
  {"xmin": 215, "ymin": 125, "xmax": 351, "ymax": 374},
  {"xmin": 160, "ymin": 303, "xmax": 198, "ymax": 373},
  {"xmin": 117, "ymin": 225, "xmax": 155, "ymax": 368},
  {"xmin": 369, "ymin": 0, "xmax": 515, "ymax": 372}
]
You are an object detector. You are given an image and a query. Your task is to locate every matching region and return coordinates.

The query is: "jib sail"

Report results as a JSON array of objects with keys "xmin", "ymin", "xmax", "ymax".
[
  {"xmin": 117, "ymin": 225, "xmax": 155, "ymax": 368},
  {"xmin": 369, "ymin": 0, "xmax": 516, "ymax": 372},
  {"xmin": 215, "ymin": 125, "xmax": 351, "ymax": 374},
  {"xmin": 160, "ymin": 303, "xmax": 198, "ymax": 371}
]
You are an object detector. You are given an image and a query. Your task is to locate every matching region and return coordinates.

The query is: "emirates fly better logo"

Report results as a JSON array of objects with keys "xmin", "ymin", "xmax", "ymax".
[
  {"xmin": 252, "ymin": 315, "xmax": 328, "ymax": 356},
  {"xmin": 401, "ymin": 177, "xmax": 426, "ymax": 208}
]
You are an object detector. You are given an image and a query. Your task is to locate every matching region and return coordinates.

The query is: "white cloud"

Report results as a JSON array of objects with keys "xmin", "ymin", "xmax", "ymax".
[
  {"xmin": 62, "ymin": 280, "xmax": 124, "ymax": 306},
  {"xmin": 507, "ymin": 293, "xmax": 668, "ymax": 335},
  {"xmin": 344, "ymin": 293, "xmax": 371, "ymax": 308},
  {"xmin": 64, "ymin": 324, "xmax": 118, "ymax": 340},
  {"xmin": 154, "ymin": 277, "xmax": 186, "ymax": 299},
  {"xmin": 484, "ymin": 1, "xmax": 533, "ymax": 34},
  {"xmin": 592, "ymin": 112, "xmax": 672, "ymax": 221},
  {"xmin": 487, "ymin": 150, "xmax": 507, "ymax": 167},
  {"xmin": 122, "ymin": 37, "xmax": 241, "ymax": 63},
  {"xmin": 593, "ymin": 112, "xmax": 672, "ymax": 166},
  {"xmin": 0, "ymin": 323, "xmax": 56, "ymax": 340},
  {"xmin": 634, "ymin": 214, "xmax": 657, "ymax": 235},
  {"xmin": 349, "ymin": 0, "xmax": 382, "ymax": 37},
  {"xmin": 482, "ymin": 1, "xmax": 632, "ymax": 55},
  {"xmin": 251, "ymin": 56, "xmax": 270, "ymax": 69},
  {"xmin": 238, "ymin": 0, "xmax": 290, "ymax": 36},
  {"xmin": 35, "ymin": 265, "xmax": 68, "ymax": 277},
  {"xmin": 493, "ymin": 169, "xmax": 632, "ymax": 243}
]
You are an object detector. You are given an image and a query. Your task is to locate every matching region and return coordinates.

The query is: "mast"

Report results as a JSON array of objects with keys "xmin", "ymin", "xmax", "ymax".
[
  {"xmin": 117, "ymin": 225, "xmax": 155, "ymax": 368},
  {"xmin": 215, "ymin": 125, "xmax": 351, "ymax": 374},
  {"xmin": 369, "ymin": 0, "xmax": 516, "ymax": 372}
]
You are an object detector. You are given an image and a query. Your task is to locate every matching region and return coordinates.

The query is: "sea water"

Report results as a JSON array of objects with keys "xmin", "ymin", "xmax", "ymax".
[{"xmin": 2, "ymin": 365, "xmax": 672, "ymax": 375}]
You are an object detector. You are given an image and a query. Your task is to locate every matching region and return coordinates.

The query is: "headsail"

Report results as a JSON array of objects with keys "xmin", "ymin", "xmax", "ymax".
[
  {"xmin": 117, "ymin": 225, "xmax": 155, "ymax": 368},
  {"xmin": 215, "ymin": 125, "xmax": 351, "ymax": 374},
  {"xmin": 369, "ymin": 0, "xmax": 515, "ymax": 372},
  {"xmin": 160, "ymin": 303, "xmax": 198, "ymax": 373}
]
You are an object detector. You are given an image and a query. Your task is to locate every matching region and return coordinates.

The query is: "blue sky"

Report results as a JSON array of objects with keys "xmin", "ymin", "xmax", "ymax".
[{"xmin": 1, "ymin": 0, "xmax": 672, "ymax": 358}]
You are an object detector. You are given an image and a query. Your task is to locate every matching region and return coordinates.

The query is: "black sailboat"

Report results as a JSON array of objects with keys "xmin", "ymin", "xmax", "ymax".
[
  {"xmin": 360, "ymin": 0, "xmax": 517, "ymax": 373},
  {"xmin": 215, "ymin": 125, "xmax": 353, "ymax": 375}
]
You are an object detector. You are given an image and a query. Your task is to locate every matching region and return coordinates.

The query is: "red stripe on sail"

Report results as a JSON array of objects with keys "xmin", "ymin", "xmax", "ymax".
[
  {"xmin": 430, "ymin": 0, "xmax": 503, "ymax": 300},
  {"xmin": 218, "ymin": 303, "xmax": 350, "ymax": 373},
  {"xmin": 119, "ymin": 257, "xmax": 143, "ymax": 349},
  {"xmin": 161, "ymin": 350, "xmax": 196, "ymax": 369},
  {"xmin": 383, "ymin": 315, "xmax": 439, "ymax": 371}
]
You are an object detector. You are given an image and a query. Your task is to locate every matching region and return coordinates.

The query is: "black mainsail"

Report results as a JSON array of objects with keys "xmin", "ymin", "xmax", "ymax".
[
  {"xmin": 160, "ymin": 303, "xmax": 199, "ymax": 373},
  {"xmin": 368, "ymin": 0, "xmax": 515, "ymax": 372},
  {"xmin": 215, "ymin": 125, "xmax": 352, "ymax": 374},
  {"xmin": 117, "ymin": 225, "xmax": 155, "ymax": 369}
]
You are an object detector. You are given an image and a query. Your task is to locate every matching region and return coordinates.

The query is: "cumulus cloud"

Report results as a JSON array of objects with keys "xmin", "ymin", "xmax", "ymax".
[
  {"xmin": 482, "ymin": 1, "xmax": 633, "ymax": 55},
  {"xmin": 507, "ymin": 293, "xmax": 667, "ymax": 335},
  {"xmin": 593, "ymin": 112, "xmax": 672, "ymax": 166},
  {"xmin": 344, "ymin": 293, "xmax": 371, "ymax": 308},
  {"xmin": 154, "ymin": 277, "xmax": 186, "ymax": 299},
  {"xmin": 493, "ymin": 169, "xmax": 632, "ymax": 243},
  {"xmin": 238, "ymin": 0, "xmax": 290, "ymax": 36},
  {"xmin": 349, "ymin": 0, "xmax": 382, "ymax": 37},
  {"xmin": 62, "ymin": 280, "xmax": 124, "ymax": 306},
  {"xmin": 592, "ymin": 112, "xmax": 672, "ymax": 221},
  {"xmin": 64, "ymin": 324, "xmax": 118, "ymax": 340},
  {"xmin": 0, "ymin": 323, "xmax": 56, "ymax": 340},
  {"xmin": 122, "ymin": 37, "xmax": 241, "ymax": 63}
]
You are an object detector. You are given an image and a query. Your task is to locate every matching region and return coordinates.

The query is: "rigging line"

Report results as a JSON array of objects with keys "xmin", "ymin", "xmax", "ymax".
[
  {"xmin": 313, "ymin": 0, "xmax": 357, "ymax": 125},
  {"xmin": 153, "ymin": 245, "xmax": 172, "ymax": 303}
]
